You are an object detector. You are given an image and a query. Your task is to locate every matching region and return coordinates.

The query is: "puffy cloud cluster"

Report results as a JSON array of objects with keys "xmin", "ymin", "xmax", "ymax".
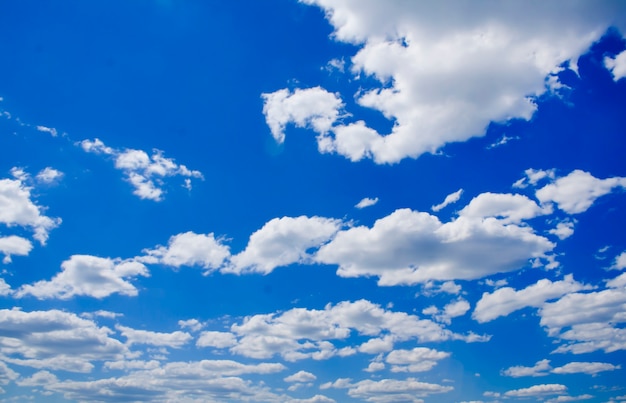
[
  {"xmin": 503, "ymin": 359, "xmax": 620, "ymax": 377},
  {"xmin": 263, "ymin": 1, "xmax": 625, "ymax": 163},
  {"xmin": 0, "ymin": 171, "xmax": 61, "ymax": 256},
  {"xmin": 316, "ymin": 204, "xmax": 554, "ymax": 286},
  {"xmin": 0, "ymin": 309, "xmax": 128, "ymax": 373},
  {"xmin": 15, "ymin": 255, "xmax": 149, "ymax": 299},
  {"xmin": 80, "ymin": 138, "xmax": 203, "ymax": 201},
  {"xmin": 322, "ymin": 377, "xmax": 453, "ymax": 402},
  {"xmin": 473, "ymin": 274, "xmax": 592, "ymax": 323},
  {"xmin": 220, "ymin": 299, "xmax": 484, "ymax": 362},
  {"xmin": 605, "ymin": 49, "xmax": 626, "ymax": 81}
]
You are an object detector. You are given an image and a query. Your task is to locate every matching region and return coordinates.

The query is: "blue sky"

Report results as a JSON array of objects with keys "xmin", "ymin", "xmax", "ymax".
[{"xmin": 1, "ymin": 1, "xmax": 626, "ymax": 402}]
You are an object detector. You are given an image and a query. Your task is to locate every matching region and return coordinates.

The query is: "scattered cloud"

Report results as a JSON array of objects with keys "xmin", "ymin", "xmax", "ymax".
[
  {"xmin": 611, "ymin": 251, "xmax": 626, "ymax": 270},
  {"xmin": 284, "ymin": 370, "xmax": 317, "ymax": 383},
  {"xmin": 385, "ymin": 347, "xmax": 450, "ymax": 373},
  {"xmin": 535, "ymin": 170, "xmax": 626, "ymax": 214},
  {"xmin": 473, "ymin": 274, "xmax": 591, "ymax": 323},
  {"xmin": 551, "ymin": 361, "xmax": 621, "ymax": 376},
  {"xmin": 15, "ymin": 255, "xmax": 149, "ymax": 299},
  {"xmin": 316, "ymin": 205, "xmax": 554, "ymax": 286},
  {"xmin": 227, "ymin": 216, "xmax": 342, "ymax": 274},
  {"xmin": 504, "ymin": 383, "xmax": 567, "ymax": 397},
  {"xmin": 262, "ymin": 87, "xmax": 344, "ymax": 144},
  {"xmin": 35, "ymin": 167, "xmax": 63, "ymax": 184},
  {"xmin": 605, "ymin": 49, "xmax": 626, "ymax": 81},
  {"xmin": 356, "ymin": 197, "xmax": 379, "ymax": 209},
  {"xmin": 141, "ymin": 231, "xmax": 230, "ymax": 274},
  {"xmin": 275, "ymin": 1, "xmax": 619, "ymax": 163},
  {"xmin": 115, "ymin": 325, "xmax": 192, "ymax": 348},
  {"xmin": 0, "ymin": 235, "xmax": 33, "ymax": 264},
  {"xmin": 432, "ymin": 189, "xmax": 463, "ymax": 212},
  {"xmin": 503, "ymin": 359, "xmax": 552, "ymax": 378},
  {"xmin": 0, "ymin": 173, "xmax": 61, "ymax": 245},
  {"xmin": 79, "ymin": 138, "xmax": 203, "ymax": 201}
]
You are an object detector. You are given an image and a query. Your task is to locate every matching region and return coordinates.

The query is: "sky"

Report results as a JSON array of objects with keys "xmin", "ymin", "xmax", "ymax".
[{"xmin": 1, "ymin": 1, "xmax": 626, "ymax": 402}]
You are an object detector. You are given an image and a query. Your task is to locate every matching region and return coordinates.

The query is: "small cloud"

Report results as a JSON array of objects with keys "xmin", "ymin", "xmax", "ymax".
[
  {"xmin": 36, "ymin": 167, "xmax": 64, "ymax": 184},
  {"xmin": 35, "ymin": 125, "xmax": 57, "ymax": 137},
  {"xmin": 432, "ymin": 189, "xmax": 463, "ymax": 212},
  {"xmin": 355, "ymin": 197, "xmax": 378, "ymax": 209},
  {"xmin": 487, "ymin": 134, "xmax": 519, "ymax": 149},
  {"xmin": 605, "ymin": 49, "xmax": 626, "ymax": 81}
]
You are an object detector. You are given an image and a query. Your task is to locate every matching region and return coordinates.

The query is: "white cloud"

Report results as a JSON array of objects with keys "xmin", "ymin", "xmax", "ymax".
[
  {"xmin": 459, "ymin": 192, "xmax": 550, "ymax": 224},
  {"xmin": 284, "ymin": 370, "xmax": 317, "ymax": 383},
  {"xmin": 0, "ymin": 278, "xmax": 10, "ymax": 296},
  {"xmin": 35, "ymin": 167, "xmax": 63, "ymax": 184},
  {"xmin": 549, "ymin": 220, "xmax": 576, "ymax": 240},
  {"xmin": 535, "ymin": 170, "xmax": 626, "ymax": 214},
  {"xmin": 0, "ymin": 235, "xmax": 33, "ymax": 264},
  {"xmin": 280, "ymin": 1, "xmax": 621, "ymax": 163},
  {"xmin": 422, "ymin": 298, "xmax": 470, "ymax": 325},
  {"xmin": 356, "ymin": 197, "xmax": 379, "ymax": 209},
  {"xmin": 346, "ymin": 378, "xmax": 453, "ymax": 402},
  {"xmin": 545, "ymin": 395, "xmax": 594, "ymax": 403},
  {"xmin": 288, "ymin": 395, "xmax": 336, "ymax": 403},
  {"xmin": 513, "ymin": 168, "xmax": 556, "ymax": 189},
  {"xmin": 178, "ymin": 319, "xmax": 203, "ymax": 332},
  {"xmin": 0, "ymin": 361, "xmax": 18, "ymax": 385},
  {"xmin": 16, "ymin": 255, "xmax": 149, "ymax": 300},
  {"xmin": 116, "ymin": 325, "xmax": 192, "ymax": 348},
  {"xmin": 80, "ymin": 138, "xmax": 203, "ymax": 201},
  {"xmin": 605, "ymin": 49, "xmax": 626, "ymax": 81},
  {"xmin": 35, "ymin": 125, "xmax": 58, "ymax": 137},
  {"xmin": 385, "ymin": 347, "xmax": 449, "ymax": 373},
  {"xmin": 227, "ymin": 216, "xmax": 342, "ymax": 274},
  {"xmin": 432, "ymin": 189, "xmax": 463, "ymax": 212},
  {"xmin": 540, "ymin": 286, "xmax": 626, "ymax": 354},
  {"xmin": 316, "ymin": 207, "xmax": 554, "ymax": 286},
  {"xmin": 0, "ymin": 308, "xmax": 128, "ymax": 373},
  {"xmin": 40, "ymin": 359, "xmax": 287, "ymax": 402},
  {"xmin": 228, "ymin": 299, "xmax": 483, "ymax": 361},
  {"xmin": 504, "ymin": 383, "xmax": 567, "ymax": 397},
  {"xmin": 142, "ymin": 231, "xmax": 230, "ymax": 274},
  {"xmin": 551, "ymin": 361, "xmax": 620, "ymax": 376},
  {"xmin": 502, "ymin": 359, "xmax": 551, "ymax": 378},
  {"xmin": 612, "ymin": 251, "xmax": 626, "ymax": 270},
  {"xmin": 473, "ymin": 274, "xmax": 591, "ymax": 323},
  {"xmin": 0, "ymin": 175, "xmax": 61, "ymax": 245},
  {"xmin": 196, "ymin": 331, "xmax": 237, "ymax": 349},
  {"xmin": 262, "ymin": 87, "xmax": 344, "ymax": 144}
]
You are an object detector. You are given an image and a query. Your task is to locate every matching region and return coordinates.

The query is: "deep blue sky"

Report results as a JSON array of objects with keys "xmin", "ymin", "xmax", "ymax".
[{"xmin": 1, "ymin": 1, "xmax": 626, "ymax": 402}]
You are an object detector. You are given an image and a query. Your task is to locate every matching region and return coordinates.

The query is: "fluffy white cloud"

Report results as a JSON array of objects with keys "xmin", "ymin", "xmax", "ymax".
[
  {"xmin": 346, "ymin": 378, "xmax": 453, "ymax": 402},
  {"xmin": 178, "ymin": 318, "xmax": 204, "ymax": 332},
  {"xmin": 228, "ymin": 299, "xmax": 483, "ymax": 361},
  {"xmin": 228, "ymin": 216, "xmax": 342, "ymax": 274},
  {"xmin": 473, "ymin": 274, "xmax": 591, "ymax": 323},
  {"xmin": 116, "ymin": 325, "xmax": 192, "ymax": 348},
  {"xmin": 612, "ymin": 251, "xmax": 626, "ymax": 270},
  {"xmin": 422, "ymin": 298, "xmax": 470, "ymax": 325},
  {"xmin": 545, "ymin": 395, "xmax": 594, "ymax": 403},
  {"xmin": 0, "ymin": 308, "xmax": 128, "ymax": 373},
  {"xmin": 142, "ymin": 231, "xmax": 230, "ymax": 274},
  {"xmin": 535, "ymin": 170, "xmax": 626, "ymax": 214},
  {"xmin": 356, "ymin": 197, "xmax": 379, "ymax": 209},
  {"xmin": 504, "ymin": 383, "xmax": 567, "ymax": 397},
  {"xmin": 40, "ymin": 359, "xmax": 287, "ymax": 402},
  {"xmin": 16, "ymin": 255, "xmax": 149, "ymax": 300},
  {"xmin": 0, "ymin": 176, "xmax": 60, "ymax": 245},
  {"xmin": 262, "ymin": 87, "xmax": 344, "ymax": 144},
  {"xmin": 316, "ymin": 207, "xmax": 554, "ymax": 286},
  {"xmin": 35, "ymin": 167, "xmax": 63, "ymax": 184},
  {"xmin": 513, "ymin": 168, "xmax": 556, "ymax": 189},
  {"xmin": 196, "ymin": 331, "xmax": 237, "ymax": 349},
  {"xmin": 605, "ymin": 49, "xmax": 626, "ymax": 81},
  {"xmin": 385, "ymin": 347, "xmax": 449, "ymax": 373},
  {"xmin": 0, "ymin": 278, "xmax": 10, "ymax": 296},
  {"xmin": 432, "ymin": 189, "xmax": 463, "ymax": 212},
  {"xmin": 459, "ymin": 192, "xmax": 550, "ymax": 224},
  {"xmin": 278, "ymin": 1, "xmax": 624, "ymax": 163},
  {"xmin": 80, "ymin": 138, "xmax": 203, "ymax": 201},
  {"xmin": 540, "ymin": 284, "xmax": 626, "ymax": 354},
  {"xmin": 503, "ymin": 359, "xmax": 551, "ymax": 378},
  {"xmin": 0, "ymin": 235, "xmax": 32, "ymax": 264},
  {"xmin": 551, "ymin": 361, "xmax": 621, "ymax": 375},
  {"xmin": 284, "ymin": 370, "xmax": 317, "ymax": 383},
  {"xmin": 549, "ymin": 220, "xmax": 576, "ymax": 240}
]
